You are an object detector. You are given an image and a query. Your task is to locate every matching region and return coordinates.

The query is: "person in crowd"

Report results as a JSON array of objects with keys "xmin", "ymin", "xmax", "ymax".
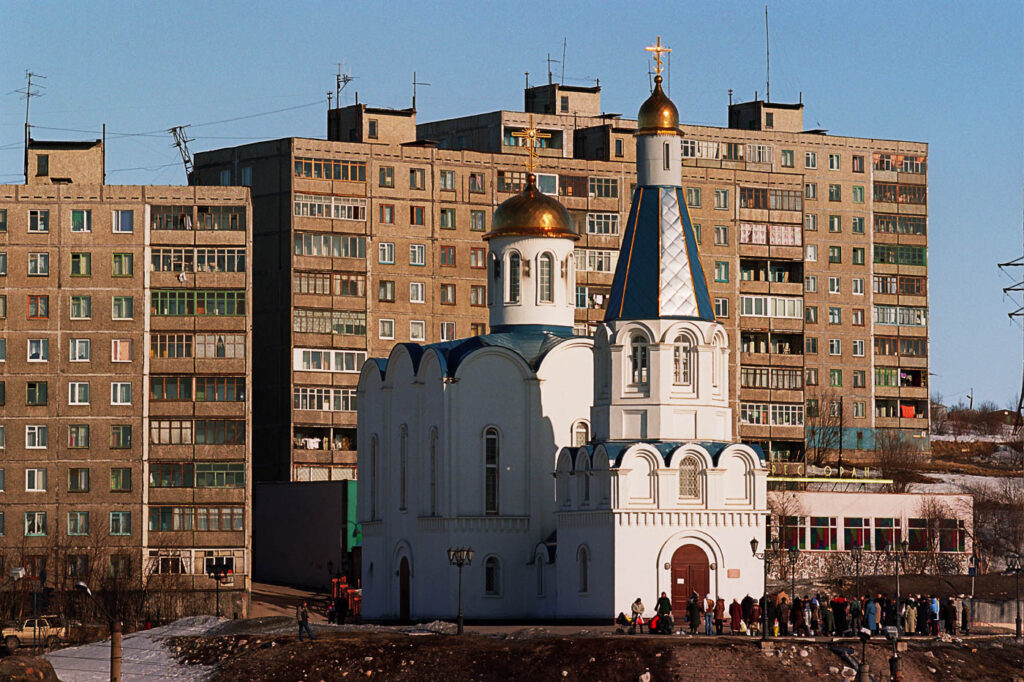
[
  {"xmin": 832, "ymin": 596, "xmax": 848, "ymax": 636},
  {"xmin": 714, "ymin": 597, "xmax": 726, "ymax": 635},
  {"xmin": 729, "ymin": 597, "xmax": 743, "ymax": 634},
  {"xmin": 961, "ymin": 595, "xmax": 971, "ymax": 635},
  {"xmin": 904, "ymin": 595, "xmax": 917, "ymax": 635},
  {"xmin": 849, "ymin": 596, "xmax": 862, "ymax": 631},
  {"xmin": 630, "ymin": 597, "xmax": 645, "ymax": 633},
  {"xmin": 929, "ymin": 595, "xmax": 941, "ymax": 636},
  {"xmin": 821, "ymin": 596, "xmax": 835, "ymax": 636},
  {"xmin": 792, "ymin": 596, "xmax": 808, "ymax": 636},
  {"xmin": 296, "ymin": 601, "xmax": 315, "ymax": 641},
  {"xmin": 809, "ymin": 596, "xmax": 821, "ymax": 636},
  {"xmin": 943, "ymin": 598, "xmax": 957, "ymax": 635},
  {"xmin": 865, "ymin": 595, "xmax": 878, "ymax": 634},
  {"xmin": 686, "ymin": 592, "xmax": 700, "ymax": 635},
  {"xmin": 777, "ymin": 597, "xmax": 791, "ymax": 637},
  {"xmin": 704, "ymin": 593, "xmax": 715, "ymax": 635},
  {"xmin": 655, "ymin": 591, "xmax": 673, "ymax": 634},
  {"xmin": 741, "ymin": 594, "xmax": 754, "ymax": 626},
  {"xmin": 750, "ymin": 599, "xmax": 762, "ymax": 636},
  {"xmin": 917, "ymin": 596, "xmax": 930, "ymax": 635}
]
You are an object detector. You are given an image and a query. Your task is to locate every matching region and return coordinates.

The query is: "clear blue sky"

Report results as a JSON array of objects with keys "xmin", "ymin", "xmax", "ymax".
[{"xmin": 1, "ymin": 0, "xmax": 1021, "ymax": 407}]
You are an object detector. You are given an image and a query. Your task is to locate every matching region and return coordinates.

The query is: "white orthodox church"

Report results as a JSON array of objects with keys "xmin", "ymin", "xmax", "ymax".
[{"xmin": 357, "ymin": 59, "xmax": 769, "ymax": 621}]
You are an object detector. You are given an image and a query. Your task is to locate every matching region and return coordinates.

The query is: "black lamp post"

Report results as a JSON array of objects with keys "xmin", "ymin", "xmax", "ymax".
[
  {"xmin": 850, "ymin": 546, "xmax": 864, "ymax": 605},
  {"xmin": 886, "ymin": 539, "xmax": 910, "ymax": 608},
  {"xmin": 788, "ymin": 546, "xmax": 800, "ymax": 600},
  {"xmin": 75, "ymin": 581, "xmax": 121, "ymax": 682},
  {"xmin": 1007, "ymin": 552, "xmax": 1023, "ymax": 640},
  {"xmin": 447, "ymin": 546, "xmax": 474, "ymax": 635},
  {"xmin": 751, "ymin": 534, "xmax": 780, "ymax": 641}
]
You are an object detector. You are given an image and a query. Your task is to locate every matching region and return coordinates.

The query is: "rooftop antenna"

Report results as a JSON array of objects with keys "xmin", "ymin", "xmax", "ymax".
[
  {"xmin": 18, "ymin": 70, "xmax": 46, "ymax": 183},
  {"xmin": 327, "ymin": 91, "xmax": 333, "ymax": 109},
  {"xmin": 729, "ymin": 88, "xmax": 733, "ymax": 105},
  {"xmin": 336, "ymin": 63, "xmax": 355, "ymax": 106},
  {"xmin": 765, "ymin": 4, "xmax": 771, "ymax": 103},
  {"xmin": 525, "ymin": 72, "xmax": 530, "ymax": 89},
  {"xmin": 168, "ymin": 125, "xmax": 195, "ymax": 180},
  {"xmin": 560, "ymin": 38, "xmax": 567, "ymax": 85},
  {"xmin": 412, "ymin": 71, "xmax": 431, "ymax": 112},
  {"xmin": 546, "ymin": 52, "xmax": 560, "ymax": 86}
]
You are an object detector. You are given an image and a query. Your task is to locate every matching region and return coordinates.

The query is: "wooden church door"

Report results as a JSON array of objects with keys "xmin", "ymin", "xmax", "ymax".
[{"xmin": 670, "ymin": 544, "xmax": 710, "ymax": 614}]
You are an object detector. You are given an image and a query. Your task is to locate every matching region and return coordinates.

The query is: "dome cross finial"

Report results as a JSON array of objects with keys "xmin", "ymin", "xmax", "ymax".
[
  {"xmin": 645, "ymin": 36, "xmax": 671, "ymax": 79},
  {"xmin": 510, "ymin": 113, "xmax": 551, "ymax": 174}
]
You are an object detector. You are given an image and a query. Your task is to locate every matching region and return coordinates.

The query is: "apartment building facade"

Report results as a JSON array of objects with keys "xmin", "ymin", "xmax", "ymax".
[
  {"xmin": 194, "ymin": 82, "xmax": 928, "ymax": 482},
  {"xmin": 0, "ymin": 140, "xmax": 253, "ymax": 615}
]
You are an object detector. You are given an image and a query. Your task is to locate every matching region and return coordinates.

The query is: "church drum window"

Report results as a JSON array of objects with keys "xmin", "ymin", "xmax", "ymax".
[
  {"xmin": 507, "ymin": 253, "xmax": 521, "ymax": 304},
  {"xmin": 679, "ymin": 458, "xmax": 700, "ymax": 498},
  {"xmin": 673, "ymin": 334, "xmax": 694, "ymax": 386},
  {"xmin": 537, "ymin": 253, "xmax": 554, "ymax": 303},
  {"xmin": 484, "ymin": 428, "xmax": 500, "ymax": 514},
  {"xmin": 484, "ymin": 556, "xmax": 501, "ymax": 596},
  {"xmin": 629, "ymin": 335, "xmax": 649, "ymax": 386},
  {"xmin": 572, "ymin": 421, "xmax": 589, "ymax": 447}
]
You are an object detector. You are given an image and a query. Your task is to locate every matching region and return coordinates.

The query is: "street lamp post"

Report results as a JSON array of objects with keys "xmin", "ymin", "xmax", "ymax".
[
  {"xmin": 886, "ymin": 540, "xmax": 910, "ymax": 611},
  {"xmin": 968, "ymin": 553, "xmax": 978, "ymax": 634},
  {"xmin": 751, "ymin": 534, "xmax": 780, "ymax": 642},
  {"xmin": 788, "ymin": 546, "xmax": 800, "ymax": 600},
  {"xmin": 850, "ymin": 546, "xmax": 864, "ymax": 605},
  {"xmin": 447, "ymin": 547, "xmax": 474, "ymax": 635},
  {"xmin": 75, "ymin": 581, "xmax": 121, "ymax": 682},
  {"xmin": 1007, "ymin": 552, "xmax": 1023, "ymax": 640}
]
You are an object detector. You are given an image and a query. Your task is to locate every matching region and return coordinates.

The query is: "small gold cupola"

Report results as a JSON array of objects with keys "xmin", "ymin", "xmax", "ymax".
[{"xmin": 637, "ymin": 36, "xmax": 680, "ymax": 136}]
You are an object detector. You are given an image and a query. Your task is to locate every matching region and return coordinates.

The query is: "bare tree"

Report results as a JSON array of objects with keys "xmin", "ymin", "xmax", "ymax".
[
  {"xmin": 767, "ymin": 491, "xmax": 808, "ymax": 582},
  {"xmin": 874, "ymin": 429, "xmax": 919, "ymax": 493},
  {"xmin": 804, "ymin": 389, "xmax": 843, "ymax": 467},
  {"xmin": 959, "ymin": 477, "xmax": 1024, "ymax": 570}
]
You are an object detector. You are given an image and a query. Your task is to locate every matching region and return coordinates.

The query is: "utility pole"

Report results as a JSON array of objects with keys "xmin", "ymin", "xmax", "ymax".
[
  {"xmin": 837, "ymin": 396, "xmax": 844, "ymax": 472},
  {"xmin": 168, "ymin": 126, "xmax": 195, "ymax": 181},
  {"xmin": 412, "ymin": 72, "xmax": 431, "ymax": 112},
  {"xmin": 17, "ymin": 70, "xmax": 46, "ymax": 183}
]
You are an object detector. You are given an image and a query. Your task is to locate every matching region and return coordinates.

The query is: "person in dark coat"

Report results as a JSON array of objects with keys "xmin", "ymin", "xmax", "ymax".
[
  {"xmin": 296, "ymin": 601, "xmax": 315, "ymax": 641},
  {"xmin": 687, "ymin": 592, "xmax": 701, "ymax": 635},
  {"xmin": 777, "ymin": 598, "xmax": 791, "ymax": 636},
  {"xmin": 833, "ymin": 598, "xmax": 848, "ymax": 636},
  {"xmin": 729, "ymin": 598, "xmax": 743, "ymax": 633},
  {"xmin": 750, "ymin": 601, "xmax": 762, "ymax": 636},
  {"xmin": 961, "ymin": 596, "xmax": 971, "ymax": 634},
  {"xmin": 792, "ymin": 597, "xmax": 808, "ymax": 636},
  {"xmin": 714, "ymin": 597, "xmax": 726, "ymax": 635},
  {"xmin": 741, "ymin": 594, "xmax": 755, "ymax": 625},
  {"xmin": 917, "ymin": 597, "xmax": 929, "ymax": 635},
  {"xmin": 943, "ymin": 599, "xmax": 957, "ymax": 635},
  {"xmin": 655, "ymin": 592, "xmax": 673, "ymax": 633}
]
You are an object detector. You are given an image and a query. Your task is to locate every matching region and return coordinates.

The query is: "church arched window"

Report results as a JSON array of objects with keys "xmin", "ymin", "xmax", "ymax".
[
  {"xmin": 663, "ymin": 141, "xmax": 671, "ymax": 170},
  {"xmin": 399, "ymin": 425, "xmax": 408, "ymax": 511},
  {"xmin": 630, "ymin": 334, "xmax": 649, "ymax": 386},
  {"xmin": 577, "ymin": 546, "xmax": 590, "ymax": 593},
  {"xmin": 673, "ymin": 334, "xmax": 694, "ymax": 385},
  {"xmin": 370, "ymin": 435, "xmax": 378, "ymax": 519},
  {"xmin": 679, "ymin": 457, "xmax": 700, "ymax": 498},
  {"xmin": 484, "ymin": 428, "xmax": 500, "ymax": 514},
  {"xmin": 537, "ymin": 253, "xmax": 553, "ymax": 303},
  {"xmin": 484, "ymin": 556, "xmax": 502, "ymax": 596},
  {"xmin": 572, "ymin": 421, "xmax": 590, "ymax": 447},
  {"xmin": 507, "ymin": 253, "xmax": 521, "ymax": 303},
  {"xmin": 429, "ymin": 428, "xmax": 438, "ymax": 516}
]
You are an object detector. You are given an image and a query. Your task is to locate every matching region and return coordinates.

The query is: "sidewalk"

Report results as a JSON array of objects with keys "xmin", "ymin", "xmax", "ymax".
[{"xmin": 250, "ymin": 582, "xmax": 327, "ymax": 623}]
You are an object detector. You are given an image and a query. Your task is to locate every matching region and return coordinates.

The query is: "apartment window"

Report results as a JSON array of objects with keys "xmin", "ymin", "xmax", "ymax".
[
  {"xmin": 693, "ymin": 224, "xmax": 701, "ymax": 244},
  {"xmin": 714, "ymin": 189, "xmax": 729, "ymax": 210},
  {"xmin": 409, "ymin": 168, "xmax": 425, "ymax": 189},
  {"xmin": 587, "ymin": 213, "xmax": 619, "ymax": 235},
  {"xmin": 805, "ymin": 337, "xmax": 818, "ymax": 354},
  {"xmin": 714, "ymin": 261, "xmax": 729, "ymax": 283},
  {"xmin": 70, "ymin": 252, "xmax": 92, "ymax": 276},
  {"xmin": 377, "ymin": 280, "xmax": 395, "ymax": 302},
  {"xmin": 26, "ymin": 468, "xmax": 47, "ymax": 491},
  {"xmin": 440, "ymin": 322, "xmax": 455, "ymax": 341},
  {"xmin": 827, "ymin": 215, "xmax": 841, "ymax": 233},
  {"xmin": 68, "ymin": 468, "xmax": 90, "ymax": 493},
  {"xmin": 410, "ymin": 282, "xmax": 425, "ymax": 303},
  {"xmin": 829, "ymin": 338, "xmax": 842, "ymax": 355},
  {"xmin": 379, "ymin": 204, "xmax": 394, "ymax": 224},
  {"xmin": 805, "ymin": 151, "xmax": 817, "ymax": 169},
  {"xmin": 70, "ymin": 295, "xmax": 91, "ymax": 319},
  {"xmin": 852, "ymin": 309, "xmax": 865, "ymax": 326},
  {"xmin": 440, "ymin": 283, "xmax": 456, "ymax": 304},
  {"xmin": 714, "ymin": 225, "xmax": 729, "ymax": 246},
  {"xmin": 378, "ymin": 242, "xmax": 395, "ymax": 264},
  {"xmin": 805, "ymin": 275, "xmax": 818, "ymax": 293},
  {"xmin": 404, "ymin": 244, "xmax": 425, "ymax": 267},
  {"xmin": 469, "ymin": 172, "xmax": 485, "ymax": 193},
  {"xmin": 852, "ymin": 248, "xmax": 865, "ymax": 266},
  {"xmin": 805, "ymin": 368, "xmax": 818, "ymax": 386},
  {"xmin": 0, "ymin": 209, "xmax": 5, "ymax": 232},
  {"xmin": 853, "ymin": 370, "xmax": 866, "ymax": 388},
  {"xmin": 195, "ymin": 377, "xmax": 245, "ymax": 402},
  {"xmin": 828, "ymin": 307, "xmax": 842, "ymax": 324},
  {"xmin": 470, "ymin": 210, "xmax": 486, "ymax": 231},
  {"xmin": 828, "ymin": 246, "xmax": 841, "ymax": 263},
  {"xmin": 440, "ymin": 245, "xmax": 456, "ymax": 267},
  {"xmin": 830, "ymin": 369, "xmax": 842, "ymax": 387},
  {"xmin": 110, "ymin": 468, "xmax": 131, "ymax": 492},
  {"xmin": 111, "ymin": 382, "xmax": 131, "ymax": 405},
  {"xmin": 828, "ymin": 153, "xmax": 841, "ymax": 171},
  {"xmin": 805, "ymin": 214, "xmax": 817, "ymax": 232},
  {"xmin": 410, "ymin": 206, "xmax": 425, "ymax": 225},
  {"xmin": 805, "ymin": 183, "xmax": 817, "ymax": 200},
  {"xmin": 112, "ymin": 425, "xmax": 132, "ymax": 448},
  {"xmin": 724, "ymin": 142, "xmax": 743, "ymax": 161},
  {"xmin": 470, "ymin": 285, "xmax": 487, "ymax": 307},
  {"xmin": 850, "ymin": 217, "xmax": 865, "ymax": 236},
  {"xmin": 615, "ymin": 138, "xmax": 624, "ymax": 157},
  {"xmin": 0, "ymin": 338, "xmax": 4, "ymax": 362},
  {"xmin": 852, "ymin": 340, "xmax": 865, "ymax": 357},
  {"xmin": 367, "ymin": 119, "xmax": 378, "ymax": 138},
  {"xmin": 588, "ymin": 177, "xmax": 618, "ymax": 198},
  {"xmin": 439, "ymin": 170, "xmax": 455, "ymax": 190},
  {"xmin": 852, "ymin": 186, "xmax": 865, "ymax": 203},
  {"xmin": 685, "ymin": 188, "xmax": 701, "ymax": 208},
  {"xmin": 379, "ymin": 319, "xmax": 395, "ymax": 340},
  {"xmin": 112, "ymin": 253, "xmax": 133, "ymax": 277},
  {"xmin": 27, "ymin": 252, "xmax": 49, "ymax": 275},
  {"xmin": 28, "ymin": 338, "xmax": 49, "ymax": 362},
  {"xmin": 852, "ymin": 155, "xmax": 865, "ymax": 173},
  {"xmin": 379, "ymin": 166, "xmax": 394, "ymax": 187},
  {"xmin": 28, "ymin": 295, "xmax": 49, "ymax": 319},
  {"xmin": 410, "ymin": 321, "xmax": 426, "ymax": 341},
  {"xmin": 112, "ymin": 296, "xmax": 133, "ymax": 320},
  {"xmin": 112, "ymin": 210, "xmax": 134, "ymax": 233},
  {"xmin": 436, "ymin": 207, "xmax": 456, "ymax": 230},
  {"xmin": 739, "ymin": 187, "xmax": 768, "ymax": 209},
  {"xmin": 853, "ymin": 401, "xmax": 866, "ymax": 418},
  {"xmin": 28, "ymin": 209, "xmax": 49, "ymax": 233},
  {"xmin": 27, "ymin": 381, "xmax": 48, "ymax": 406},
  {"xmin": 828, "ymin": 184, "xmax": 841, "ymax": 202},
  {"xmin": 69, "ymin": 382, "xmax": 90, "ymax": 405},
  {"xmin": 69, "ymin": 209, "xmax": 93, "ymax": 234},
  {"xmin": 828, "ymin": 276, "xmax": 840, "ymax": 294},
  {"xmin": 714, "ymin": 297, "xmax": 729, "ymax": 318},
  {"xmin": 25, "ymin": 512, "xmax": 47, "ymax": 537},
  {"xmin": 804, "ymin": 306, "xmax": 818, "ymax": 323},
  {"xmin": 471, "ymin": 323, "xmax": 486, "ymax": 336},
  {"xmin": 781, "ymin": 149, "xmax": 794, "ymax": 167},
  {"xmin": 0, "ymin": 252, "xmax": 5, "ymax": 276},
  {"xmin": 110, "ymin": 512, "xmax": 132, "ymax": 536}
]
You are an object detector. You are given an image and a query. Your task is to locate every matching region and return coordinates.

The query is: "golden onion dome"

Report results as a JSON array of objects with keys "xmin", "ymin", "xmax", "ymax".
[
  {"xmin": 484, "ymin": 173, "xmax": 578, "ymax": 241},
  {"xmin": 637, "ymin": 75, "xmax": 680, "ymax": 135}
]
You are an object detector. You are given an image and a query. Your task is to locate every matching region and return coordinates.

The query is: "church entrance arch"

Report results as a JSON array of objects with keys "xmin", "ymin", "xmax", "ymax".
[
  {"xmin": 670, "ymin": 544, "xmax": 709, "ymax": 615},
  {"xmin": 398, "ymin": 556, "xmax": 411, "ymax": 622}
]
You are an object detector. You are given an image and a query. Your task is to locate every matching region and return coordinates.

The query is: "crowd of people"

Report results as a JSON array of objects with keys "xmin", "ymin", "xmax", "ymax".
[{"xmin": 620, "ymin": 590, "xmax": 973, "ymax": 638}]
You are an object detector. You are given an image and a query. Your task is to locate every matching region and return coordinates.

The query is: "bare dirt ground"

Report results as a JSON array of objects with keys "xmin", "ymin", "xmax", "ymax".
[{"xmin": 168, "ymin": 620, "xmax": 1024, "ymax": 682}]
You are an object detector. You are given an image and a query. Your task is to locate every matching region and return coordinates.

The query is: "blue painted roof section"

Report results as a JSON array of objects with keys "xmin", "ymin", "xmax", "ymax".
[
  {"xmin": 605, "ymin": 186, "xmax": 715, "ymax": 322},
  {"xmin": 379, "ymin": 327, "xmax": 578, "ymax": 379},
  {"xmin": 370, "ymin": 358, "xmax": 388, "ymax": 379},
  {"xmin": 600, "ymin": 440, "xmax": 766, "ymax": 468}
]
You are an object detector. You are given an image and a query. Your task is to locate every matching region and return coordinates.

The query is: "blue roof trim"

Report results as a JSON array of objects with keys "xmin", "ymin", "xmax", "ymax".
[
  {"xmin": 370, "ymin": 358, "xmax": 388, "ymax": 378},
  {"xmin": 371, "ymin": 327, "xmax": 578, "ymax": 380},
  {"xmin": 605, "ymin": 185, "xmax": 716, "ymax": 323},
  {"xmin": 490, "ymin": 324, "xmax": 575, "ymax": 335},
  {"xmin": 601, "ymin": 440, "xmax": 765, "ymax": 467}
]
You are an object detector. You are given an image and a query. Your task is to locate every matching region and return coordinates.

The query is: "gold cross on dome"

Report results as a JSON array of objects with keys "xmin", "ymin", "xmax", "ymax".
[
  {"xmin": 510, "ymin": 114, "xmax": 550, "ymax": 173},
  {"xmin": 645, "ymin": 36, "xmax": 671, "ymax": 78}
]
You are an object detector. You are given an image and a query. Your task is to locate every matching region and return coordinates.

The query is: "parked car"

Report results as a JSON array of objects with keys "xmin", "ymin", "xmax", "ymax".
[{"xmin": 2, "ymin": 615, "xmax": 68, "ymax": 651}]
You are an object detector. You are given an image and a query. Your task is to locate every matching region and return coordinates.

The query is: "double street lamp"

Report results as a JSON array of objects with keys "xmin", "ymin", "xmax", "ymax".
[
  {"xmin": 850, "ymin": 546, "xmax": 865, "ymax": 604},
  {"xmin": 751, "ymin": 535, "xmax": 780, "ymax": 641},
  {"xmin": 787, "ymin": 546, "xmax": 800, "ymax": 600},
  {"xmin": 447, "ymin": 547, "xmax": 474, "ymax": 635},
  {"xmin": 1007, "ymin": 552, "xmax": 1023, "ymax": 640},
  {"xmin": 75, "ymin": 581, "xmax": 121, "ymax": 682},
  {"xmin": 886, "ymin": 539, "xmax": 911, "ymax": 609}
]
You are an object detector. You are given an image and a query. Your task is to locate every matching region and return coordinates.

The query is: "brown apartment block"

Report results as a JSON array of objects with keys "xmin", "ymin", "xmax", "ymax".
[
  {"xmin": 0, "ymin": 140, "xmax": 253, "ymax": 616},
  {"xmin": 193, "ymin": 82, "xmax": 928, "ymax": 483}
]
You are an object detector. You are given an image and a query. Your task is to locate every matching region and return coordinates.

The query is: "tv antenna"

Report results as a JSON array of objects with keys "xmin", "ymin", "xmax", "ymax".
[
  {"xmin": 560, "ymin": 38, "xmax": 567, "ymax": 85},
  {"xmin": 765, "ymin": 4, "xmax": 771, "ymax": 102},
  {"xmin": 412, "ymin": 71, "xmax": 431, "ymax": 111},
  {"xmin": 18, "ymin": 70, "xmax": 46, "ymax": 182},
  {"xmin": 546, "ymin": 52, "xmax": 560, "ymax": 85},
  {"xmin": 168, "ymin": 125, "xmax": 195, "ymax": 180},
  {"xmin": 336, "ymin": 63, "xmax": 356, "ymax": 105}
]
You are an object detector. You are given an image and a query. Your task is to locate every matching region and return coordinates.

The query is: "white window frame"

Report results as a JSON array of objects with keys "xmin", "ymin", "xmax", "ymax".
[
  {"xmin": 806, "ymin": 244, "xmax": 817, "ymax": 262},
  {"xmin": 829, "ymin": 339, "xmax": 842, "ymax": 356},
  {"xmin": 112, "ymin": 210, "xmax": 134, "ymax": 233},
  {"xmin": 852, "ymin": 340, "xmax": 865, "ymax": 357},
  {"xmin": 26, "ymin": 468, "xmax": 47, "ymax": 491},
  {"xmin": 111, "ymin": 339, "xmax": 132, "ymax": 363},
  {"xmin": 111, "ymin": 382, "xmax": 132, "ymax": 405},
  {"xmin": 70, "ymin": 338, "xmax": 90, "ymax": 362},
  {"xmin": 409, "ymin": 244, "xmax": 426, "ymax": 266},
  {"xmin": 68, "ymin": 382, "xmax": 90, "ymax": 406},
  {"xmin": 378, "ymin": 319, "xmax": 395, "ymax": 340},
  {"xmin": 410, "ymin": 282, "xmax": 425, "ymax": 303},
  {"xmin": 27, "ymin": 252, "xmax": 50, "ymax": 276},
  {"xmin": 27, "ymin": 338, "xmax": 49, "ymax": 362},
  {"xmin": 111, "ymin": 296, "xmax": 134, "ymax": 320},
  {"xmin": 410, "ymin": 320, "xmax": 426, "ymax": 341},
  {"xmin": 378, "ymin": 242, "xmax": 395, "ymax": 264},
  {"xmin": 828, "ymin": 276, "xmax": 841, "ymax": 294},
  {"xmin": 440, "ymin": 321, "xmax": 455, "ymax": 341},
  {"xmin": 805, "ymin": 151, "xmax": 817, "ymax": 169}
]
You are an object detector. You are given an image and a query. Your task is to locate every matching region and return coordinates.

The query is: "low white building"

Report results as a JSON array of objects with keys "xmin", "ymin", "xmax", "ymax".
[{"xmin": 357, "ymin": 60, "xmax": 771, "ymax": 621}]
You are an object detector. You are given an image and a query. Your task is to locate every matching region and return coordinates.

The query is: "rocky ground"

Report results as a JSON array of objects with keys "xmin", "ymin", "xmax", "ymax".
[{"xmin": 165, "ymin": 618, "xmax": 1024, "ymax": 682}]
